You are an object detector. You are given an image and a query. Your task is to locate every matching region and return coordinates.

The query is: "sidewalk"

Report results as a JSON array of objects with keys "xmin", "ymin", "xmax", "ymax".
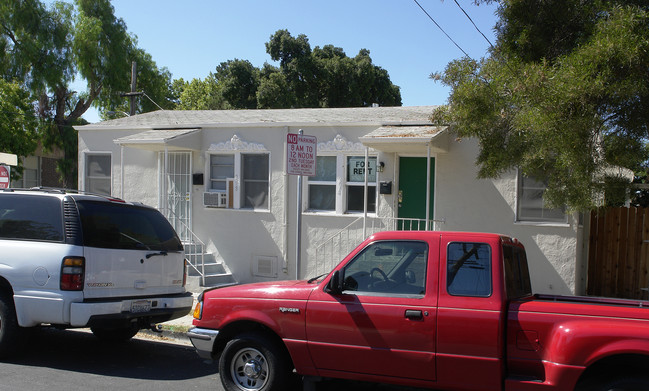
[{"xmin": 138, "ymin": 292, "xmax": 199, "ymax": 343}]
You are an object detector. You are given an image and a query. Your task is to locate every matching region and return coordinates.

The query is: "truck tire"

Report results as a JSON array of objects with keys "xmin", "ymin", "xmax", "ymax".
[
  {"xmin": 0, "ymin": 292, "xmax": 21, "ymax": 359},
  {"xmin": 90, "ymin": 324, "xmax": 140, "ymax": 342},
  {"xmin": 579, "ymin": 375, "xmax": 649, "ymax": 391},
  {"xmin": 219, "ymin": 332, "xmax": 291, "ymax": 391},
  {"xmin": 598, "ymin": 376, "xmax": 649, "ymax": 391}
]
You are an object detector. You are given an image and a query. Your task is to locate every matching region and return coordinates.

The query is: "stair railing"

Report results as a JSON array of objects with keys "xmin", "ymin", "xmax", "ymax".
[
  {"xmin": 163, "ymin": 208, "xmax": 206, "ymax": 286},
  {"xmin": 313, "ymin": 216, "xmax": 444, "ymax": 277}
]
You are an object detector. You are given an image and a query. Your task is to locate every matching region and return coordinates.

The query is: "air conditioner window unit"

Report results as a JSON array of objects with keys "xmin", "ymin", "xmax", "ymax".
[{"xmin": 204, "ymin": 191, "xmax": 228, "ymax": 208}]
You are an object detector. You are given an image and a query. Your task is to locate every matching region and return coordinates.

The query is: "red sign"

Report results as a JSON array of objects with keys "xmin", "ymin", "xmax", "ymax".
[
  {"xmin": 0, "ymin": 165, "xmax": 9, "ymax": 189},
  {"xmin": 287, "ymin": 133, "xmax": 317, "ymax": 176}
]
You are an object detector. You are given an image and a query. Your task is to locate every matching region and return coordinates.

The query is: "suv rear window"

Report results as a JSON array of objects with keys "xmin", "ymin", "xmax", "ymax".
[
  {"xmin": 0, "ymin": 194, "xmax": 64, "ymax": 241},
  {"xmin": 76, "ymin": 200, "xmax": 183, "ymax": 252}
]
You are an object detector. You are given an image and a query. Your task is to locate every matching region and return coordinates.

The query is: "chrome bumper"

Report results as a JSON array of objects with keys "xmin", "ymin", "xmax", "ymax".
[{"xmin": 187, "ymin": 327, "xmax": 219, "ymax": 360}]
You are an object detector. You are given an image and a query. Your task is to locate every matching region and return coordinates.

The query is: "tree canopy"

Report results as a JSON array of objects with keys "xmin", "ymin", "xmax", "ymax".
[
  {"xmin": 177, "ymin": 29, "xmax": 402, "ymax": 110},
  {"xmin": 432, "ymin": 0, "xmax": 649, "ymax": 210},
  {"xmin": 0, "ymin": 0, "xmax": 173, "ymax": 186}
]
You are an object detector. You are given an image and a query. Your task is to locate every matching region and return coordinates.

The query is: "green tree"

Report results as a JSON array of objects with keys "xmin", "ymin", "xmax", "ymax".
[
  {"xmin": 432, "ymin": 0, "xmax": 649, "ymax": 210},
  {"xmin": 178, "ymin": 29, "xmax": 402, "ymax": 110},
  {"xmin": 1, "ymin": 0, "xmax": 173, "ymax": 186},
  {"xmin": 215, "ymin": 59, "xmax": 260, "ymax": 109},
  {"xmin": 176, "ymin": 75, "xmax": 226, "ymax": 110},
  {"xmin": 0, "ymin": 79, "xmax": 39, "ymax": 179}
]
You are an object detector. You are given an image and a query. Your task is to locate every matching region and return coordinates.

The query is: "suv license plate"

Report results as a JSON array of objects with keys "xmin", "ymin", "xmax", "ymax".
[{"xmin": 131, "ymin": 300, "xmax": 152, "ymax": 313}]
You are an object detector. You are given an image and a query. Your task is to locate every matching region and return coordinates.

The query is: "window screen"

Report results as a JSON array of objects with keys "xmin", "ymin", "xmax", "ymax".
[
  {"xmin": 242, "ymin": 154, "xmax": 269, "ymax": 209},
  {"xmin": 85, "ymin": 154, "xmax": 111, "ymax": 195},
  {"xmin": 517, "ymin": 174, "xmax": 566, "ymax": 223}
]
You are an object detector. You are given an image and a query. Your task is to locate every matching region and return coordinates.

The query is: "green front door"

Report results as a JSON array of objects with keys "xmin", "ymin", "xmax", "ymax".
[{"xmin": 398, "ymin": 157, "xmax": 434, "ymax": 230}]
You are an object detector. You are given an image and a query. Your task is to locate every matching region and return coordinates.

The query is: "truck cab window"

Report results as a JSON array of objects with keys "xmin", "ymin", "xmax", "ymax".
[
  {"xmin": 503, "ymin": 245, "xmax": 532, "ymax": 300},
  {"xmin": 447, "ymin": 242, "xmax": 492, "ymax": 297},
  {"xmin": 342, "ymin": 241, "xmax": 428, "ymax": 296}
]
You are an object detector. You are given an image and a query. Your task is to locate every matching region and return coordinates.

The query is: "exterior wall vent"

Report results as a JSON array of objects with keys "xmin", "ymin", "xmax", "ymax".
[{"xmin": 253, "ymin": 256, "xmax": 278, "ymax": 278}]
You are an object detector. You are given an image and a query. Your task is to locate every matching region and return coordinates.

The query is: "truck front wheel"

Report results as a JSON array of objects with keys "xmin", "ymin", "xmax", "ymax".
[
  {"xmin": 219, "ymin": 332, "xmax": 291, "ymax": 391},
  {"xmin": 579, "ymin": 375, "xmax": 649, "ymax": 391},
  {"xmin": 599, "ymin": 376, "xmax": 649, "ymax": 391}
]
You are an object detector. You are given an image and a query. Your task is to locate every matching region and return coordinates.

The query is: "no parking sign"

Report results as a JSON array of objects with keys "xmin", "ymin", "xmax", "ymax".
[{"xmin": 0, "ymin": 165, "xmax": 9, "ymax": 189}]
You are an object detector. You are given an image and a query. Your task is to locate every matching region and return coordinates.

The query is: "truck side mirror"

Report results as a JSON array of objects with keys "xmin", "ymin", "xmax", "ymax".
[{"xmin": 325, "ymin": 270, "xmax": 343, "ymax": 295}]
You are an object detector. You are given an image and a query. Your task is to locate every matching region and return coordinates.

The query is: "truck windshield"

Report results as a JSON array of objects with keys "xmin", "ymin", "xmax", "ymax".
[{"xmin": 77, "ymin": 200, "xmax": 183, "ymax": 252}]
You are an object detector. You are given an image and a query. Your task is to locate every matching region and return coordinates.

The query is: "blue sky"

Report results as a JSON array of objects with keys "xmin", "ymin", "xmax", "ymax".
[{"xmin": 78, "ymin": 0, "xmax": 498, "ymax": 122}]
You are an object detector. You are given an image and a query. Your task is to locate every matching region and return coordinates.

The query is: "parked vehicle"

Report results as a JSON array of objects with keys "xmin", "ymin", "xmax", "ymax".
[
  {"xmin": 188, "ymin": 230, "xmax": 649, "ymax": 391},
  {"xmin": 0, "ymin": 188, "xmax": 193, "ymax": 357}
]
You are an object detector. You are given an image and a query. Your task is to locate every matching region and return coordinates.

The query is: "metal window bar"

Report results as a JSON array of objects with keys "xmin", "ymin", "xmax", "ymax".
[{"xmin": 313, "ymin": 216, "xmax": 444, "ymax": 277}]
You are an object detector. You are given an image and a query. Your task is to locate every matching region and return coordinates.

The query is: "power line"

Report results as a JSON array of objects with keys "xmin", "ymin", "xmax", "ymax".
[
  {"xmin": 453, "ymin": 0, "xmax": 494, "ymax": 49},
  {"xmin": 412, "ymin": 0, "xmax": 470, "ymax": 58}
]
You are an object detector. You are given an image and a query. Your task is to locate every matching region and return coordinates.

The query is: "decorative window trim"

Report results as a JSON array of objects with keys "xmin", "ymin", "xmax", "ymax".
[
  {"xmin": 317, "ymin": 134, "xmax": 365, "ymax": 153},
  {"xmin": 308, "ymin": 135, "xmax": 377, "ymax": 214},
  {"xmin": 205, "ymin": 135, "xmax": 270, "ymax": 211},
  {"xmin": 208, "ymin": 134, "xmax": 267, "ymax": 152}
]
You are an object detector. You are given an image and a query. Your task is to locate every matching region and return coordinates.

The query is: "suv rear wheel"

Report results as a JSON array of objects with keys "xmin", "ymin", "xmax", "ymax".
[{"xmin": 0, "ymin": 292, "xmax": 21, "ymax": 358}]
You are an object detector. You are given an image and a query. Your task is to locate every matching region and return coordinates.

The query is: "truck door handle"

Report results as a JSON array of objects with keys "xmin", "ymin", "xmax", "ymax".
[{"xmin": 404, "ymin": 310, "xmax": 423, "ymax": 320}]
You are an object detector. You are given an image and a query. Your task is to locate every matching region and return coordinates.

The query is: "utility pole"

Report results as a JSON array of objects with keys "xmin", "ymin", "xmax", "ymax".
[{"xmin": 120, "ymin": 61, "xmax": 143, "ymax": 116}]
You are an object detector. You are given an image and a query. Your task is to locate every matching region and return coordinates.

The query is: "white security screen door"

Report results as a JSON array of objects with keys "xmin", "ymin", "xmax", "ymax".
[{"xmin": 159, "ymin": 151, "xmax": 192, "ymax": 242}]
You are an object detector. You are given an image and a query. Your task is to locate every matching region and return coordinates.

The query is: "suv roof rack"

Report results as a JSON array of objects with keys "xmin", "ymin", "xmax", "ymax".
[{"xmin": 2, "ymin": 187, "xmax": 125, "ymax": 202}]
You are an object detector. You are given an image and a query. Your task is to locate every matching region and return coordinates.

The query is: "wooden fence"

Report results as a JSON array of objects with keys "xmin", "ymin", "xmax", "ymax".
[{"xmin": 587, "ymin": 207, "xmax": 649, "ymax": 299}]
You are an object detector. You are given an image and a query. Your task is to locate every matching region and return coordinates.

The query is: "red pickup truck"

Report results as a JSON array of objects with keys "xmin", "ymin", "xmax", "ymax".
[{"xmin": 187, "ymin": 231, "xmax": 649, "ymax": 391}]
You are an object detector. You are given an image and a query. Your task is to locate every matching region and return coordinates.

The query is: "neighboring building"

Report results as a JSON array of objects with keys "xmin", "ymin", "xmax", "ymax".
[
  {"xmin": 75, "ymin": 106, "xmax": 586, "ymax": 295},
  {"xmin": 10, "ymin": 146, "xmax": 64, "ymax": 189}
]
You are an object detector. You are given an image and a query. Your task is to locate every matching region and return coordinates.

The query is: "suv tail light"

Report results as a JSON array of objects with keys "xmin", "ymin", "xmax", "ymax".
[{"xmin": 61, "ymin": 257, "xmax": 85, "ymax": 291}]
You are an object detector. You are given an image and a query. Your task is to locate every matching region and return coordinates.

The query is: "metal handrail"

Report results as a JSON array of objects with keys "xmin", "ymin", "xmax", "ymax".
[
  {"xmin": 164, "ymin": 208, "xmax": 206, "ymax": 286},
  {"xmin": 312, "ymin": 216, "xmax": 443, "ymax": 277}
]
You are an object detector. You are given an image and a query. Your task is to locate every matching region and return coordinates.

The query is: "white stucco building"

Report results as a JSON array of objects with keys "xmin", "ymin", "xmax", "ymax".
[{"xmin": 75, "ymin": 106, "xmax": 587, "ymax": 295}]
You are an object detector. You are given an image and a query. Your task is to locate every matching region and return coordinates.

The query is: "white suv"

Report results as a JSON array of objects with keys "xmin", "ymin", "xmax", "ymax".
[{"xmin": 0, "ymin": 189, "xmax": 193, "ymax": 357}]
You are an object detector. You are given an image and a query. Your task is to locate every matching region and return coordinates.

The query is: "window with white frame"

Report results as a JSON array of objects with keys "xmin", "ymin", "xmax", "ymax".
[
  {"xmin": 517, "ymin": 173, "xmax": 566, "ymax": 223},
  {"xmin": 205, "ymin": 135, "xmax": 270, "ymax": 210},
  {"xmin": 209, "ymin": 155, "xmax": 234, "ymax": 191},
  {"xmin": 85, "ymin": 153, "xmax": 111, "ymax": 195},
  {"xmin": 242, "ymin": 153, "xmax": 269, "ymax": 209},
  {"xmin": 308, "ymin": 156, "xmax": 336, "ymax": 211},
  {"xmin": 10, "ymin": 156, "xmax": 40, "ymax": 188},
  {"xmin": 307, "ymin": 135, "xmax": 377, "ymax": 214},
  {"xmin": 346, "ymin": 155, "xmax": 377, "ymax": 213}
]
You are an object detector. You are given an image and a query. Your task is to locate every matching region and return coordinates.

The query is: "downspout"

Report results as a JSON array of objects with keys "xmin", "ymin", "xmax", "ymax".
[
  {"xmin": 120, "ymin": 145, "xmax": 125, "ymax": 199},
  {"xmin": 164, "ymin": 145, "xmax": 169, "ymax": 217},
  {"xmin": 363, "ymin": 147, "xmax": 369, "ymax": 238},
  {"xmin": 426, "ymin": 143, "xmax": 431, "ymax": 230}
]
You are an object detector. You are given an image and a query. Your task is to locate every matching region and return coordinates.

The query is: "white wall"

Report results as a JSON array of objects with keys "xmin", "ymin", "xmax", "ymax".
[
  {"xmin": 434, "ymin": 138, "xmax": 577, "ymax": 295},
  {"xmin": 79, "ymin": 125, "xmax": 579, "ymax": 294}
]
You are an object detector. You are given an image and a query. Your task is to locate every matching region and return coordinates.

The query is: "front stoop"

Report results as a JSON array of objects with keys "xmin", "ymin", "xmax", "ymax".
[{"xmin": 184, "ymin": 243, "xmax": 237, "ymax": 289}]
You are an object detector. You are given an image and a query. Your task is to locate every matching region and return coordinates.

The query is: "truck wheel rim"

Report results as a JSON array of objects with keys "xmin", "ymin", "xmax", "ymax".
[{"xmin": 230, "ymin": 347, "xmax": 269, "ymax": 390}]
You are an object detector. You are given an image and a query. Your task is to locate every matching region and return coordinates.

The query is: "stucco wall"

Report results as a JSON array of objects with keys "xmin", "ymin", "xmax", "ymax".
[
  {"xmin": 78, "ymin": 125, "xmax": 579, "ymax": 294},
  {"xmin": 434, "ymin": 138, "xmax": 577, "ymax": 294}
]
